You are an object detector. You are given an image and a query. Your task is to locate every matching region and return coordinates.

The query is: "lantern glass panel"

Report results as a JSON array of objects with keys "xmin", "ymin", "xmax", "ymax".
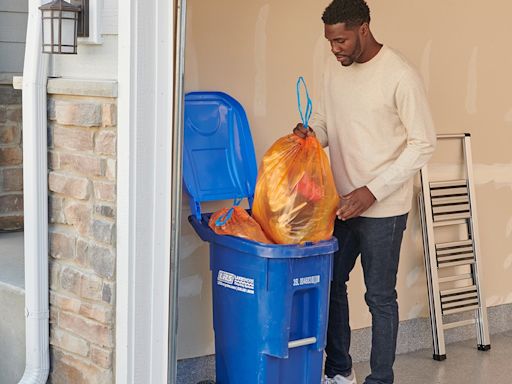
[
  {"xmin": 52, "ymin": 17, "xmax": 61, "ymax": 48},
  {"xmin": 42, "ymin": 14, "xmax": 52, "ymax": 46},
  {"xmin": 61, "ymin": 44, "xmax": 76, "ymax": 54},
  {"xmin": 61, "ymin": 13, "xmax": 76, "ymax": 47}
]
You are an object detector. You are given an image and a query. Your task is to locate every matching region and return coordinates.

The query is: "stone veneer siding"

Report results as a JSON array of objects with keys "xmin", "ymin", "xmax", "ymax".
[
  {"xmin": 0, "ymin": 79, "xmax": 23, "ymax": 231},
  {"xmin": 47, "ymin": 81, "xmax": 117, "ymax": 384}
]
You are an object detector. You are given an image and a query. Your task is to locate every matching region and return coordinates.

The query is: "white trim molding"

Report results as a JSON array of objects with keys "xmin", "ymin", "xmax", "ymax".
[
  {"xmin": 78, "ymin": 0, "xmax": 103, "ymax": 45},
  {"xmin": 116, "ymin": 0, "xmax": 175, "ymax": 382}
]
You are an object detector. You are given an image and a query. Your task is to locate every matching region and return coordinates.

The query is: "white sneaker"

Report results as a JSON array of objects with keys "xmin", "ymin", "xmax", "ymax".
[{"xmin": 322, "ymin": 369, "xmax": 357, "ymax": 384}]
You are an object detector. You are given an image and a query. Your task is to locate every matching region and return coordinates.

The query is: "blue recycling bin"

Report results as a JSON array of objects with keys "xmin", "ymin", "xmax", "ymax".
[{"xmin": 183, "ymin": 92, "xmax": 338, "ymax": 384}]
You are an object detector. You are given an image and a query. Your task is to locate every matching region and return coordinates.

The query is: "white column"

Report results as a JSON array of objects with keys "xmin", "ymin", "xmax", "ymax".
[{"xmin": 116, "ymin": 0, "xmax": 175, "ymax": 382}]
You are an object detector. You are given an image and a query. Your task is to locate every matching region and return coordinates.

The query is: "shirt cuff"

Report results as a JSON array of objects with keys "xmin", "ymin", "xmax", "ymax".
[{"xmin": 366, "ymin": 176, "xmax": 390, "ymax": 202}]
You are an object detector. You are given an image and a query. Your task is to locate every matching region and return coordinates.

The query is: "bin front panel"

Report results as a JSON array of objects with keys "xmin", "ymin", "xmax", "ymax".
[
  {"xmin": 208, "ymin": 240, "xmax": 333, "ymax": 384},
  {"xmin": 264, "ymin": 255, "xmax": 332, "ymax": 357}
]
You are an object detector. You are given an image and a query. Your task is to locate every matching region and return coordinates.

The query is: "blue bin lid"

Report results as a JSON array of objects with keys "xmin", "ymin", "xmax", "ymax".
[{"xmin": 183, "ymin": 92, "xmax": 258, "ymax": 220}]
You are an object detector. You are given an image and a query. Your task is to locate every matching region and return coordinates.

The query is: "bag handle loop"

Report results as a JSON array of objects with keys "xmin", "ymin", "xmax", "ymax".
[{"xmin": 296, "ymin": 76, "xmax": 312, "ymax": 129}]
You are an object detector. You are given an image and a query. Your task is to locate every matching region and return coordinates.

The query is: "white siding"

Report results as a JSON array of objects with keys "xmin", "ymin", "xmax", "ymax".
[
  {"xmin": 52, "ymin": 0, "xmax": 118, "ymax": 80},
  {"xmin": 53, "ymin": 35, "xmax": 118, "ymax": 80},
  {"xmin": 0, "ymin": 0, "xmax": 28, "ymax": 73},
  {"xmin": 102, "ymin": 0, "xmax": 118, "ymax": 35},
  {"xmin": 0, "ymin": 43, "xmax": 25, "ymax": 73},
  {"xmin": 1, "ymin": 0, "xmax": 28, "ymax": 12}
]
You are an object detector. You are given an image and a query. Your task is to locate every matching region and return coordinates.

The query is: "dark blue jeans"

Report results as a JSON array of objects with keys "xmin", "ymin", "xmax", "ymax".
[{"xmin": 324, "ymin": 214, "xmax": 408, "ymax": 384}]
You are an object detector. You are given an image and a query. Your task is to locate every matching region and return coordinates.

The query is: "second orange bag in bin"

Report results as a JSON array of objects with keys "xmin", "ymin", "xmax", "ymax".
[
  {"xmin": 209, "ymin": 202, "xmax": 274, "ymax": 244},
  {"xmin": 251, "ymin": 133, "xmax": 339, "ymax": 244}
]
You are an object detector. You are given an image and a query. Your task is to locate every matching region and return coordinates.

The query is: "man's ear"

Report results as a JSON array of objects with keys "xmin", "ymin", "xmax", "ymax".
[{"xmin": 360, "ymin": 22, "xmax": 369, "ymax": 37}]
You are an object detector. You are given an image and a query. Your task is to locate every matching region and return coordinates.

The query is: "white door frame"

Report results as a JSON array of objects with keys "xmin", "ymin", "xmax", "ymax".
[{"xmin": 116, "ymin": 0, "xmax": 177, "ymax": 382}]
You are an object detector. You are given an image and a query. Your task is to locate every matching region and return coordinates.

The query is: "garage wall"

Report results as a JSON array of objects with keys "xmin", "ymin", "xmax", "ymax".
[{"xmin": 179, "ymin": 0, "xmax": 512, "ymax": 359}]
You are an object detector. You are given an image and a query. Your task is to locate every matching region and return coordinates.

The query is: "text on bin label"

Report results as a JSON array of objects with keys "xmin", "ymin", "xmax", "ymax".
[
  {"xmin": 293, "ymin": 275, "xmax": 320, "ymax": 287},
  {"xmin": 217, "ymin": 270, "xmax": 255, "ymax": 295}
]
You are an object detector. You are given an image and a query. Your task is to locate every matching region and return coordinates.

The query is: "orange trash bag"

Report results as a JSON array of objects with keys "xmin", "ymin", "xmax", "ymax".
[
  {"xmin": 209, "ymin": 204, "xmax": 274, "ymax": 244},
  {"xmin": 252, "ymin": 134, "xmax": 339, "ymax": 244}
]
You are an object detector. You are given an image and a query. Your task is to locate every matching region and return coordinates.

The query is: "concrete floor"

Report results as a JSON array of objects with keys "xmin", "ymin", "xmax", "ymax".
[
  {"xmin": 354, "ymin": 330, "xmax": 512, "ymax": 384},
  {"xmin": 0, "ymin": 231, "xmax": 25, "ymax": 384},
  {"xmin": 0, "ymin": 231, "xmax": 24, "ymax": 288},
  {"xmin": 177, "ymin": 330, "xmax": 512, "ymax": 383}
]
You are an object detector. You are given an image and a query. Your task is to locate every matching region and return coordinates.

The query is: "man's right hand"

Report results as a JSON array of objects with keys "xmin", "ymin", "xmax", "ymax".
[{"xmin": 293, "ymin": 123, "xmax": 315, "ymax": 138}]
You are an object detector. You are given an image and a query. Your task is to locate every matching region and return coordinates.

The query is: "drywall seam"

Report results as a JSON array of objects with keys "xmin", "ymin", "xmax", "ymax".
[
  {"xmin": 420, "ymin": 39, "xmax": 432, "ymax": 93},
  {"xmin": 465, "ymin": 46, "xmax": 478, "ymax": 114},
  {"xmin": 254, "ymin": 4, "xmax": 270, "ymax": 117}
]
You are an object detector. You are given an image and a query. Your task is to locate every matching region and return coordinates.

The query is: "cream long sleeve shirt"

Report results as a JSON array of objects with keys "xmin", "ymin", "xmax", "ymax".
[{"xmin": 310, "ymin": 45, "xmax": 436, "ymax": 218}]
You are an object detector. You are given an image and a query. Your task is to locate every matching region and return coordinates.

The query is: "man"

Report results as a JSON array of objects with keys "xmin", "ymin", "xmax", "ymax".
[{"xmin": 294, "ymin": 1, "xmax": 436, "ymax": 383}]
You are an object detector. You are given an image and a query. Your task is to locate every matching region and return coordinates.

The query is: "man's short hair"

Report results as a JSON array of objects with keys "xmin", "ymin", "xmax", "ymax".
[{"xmin": 322, "ymin": 0, "xmax": 371, "ymax": 27}]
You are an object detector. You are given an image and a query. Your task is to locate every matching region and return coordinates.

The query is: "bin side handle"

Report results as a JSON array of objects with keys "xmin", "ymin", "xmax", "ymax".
[{"xmin": 288, "ymin": 337, "xmax": 317, "ymax": 349}]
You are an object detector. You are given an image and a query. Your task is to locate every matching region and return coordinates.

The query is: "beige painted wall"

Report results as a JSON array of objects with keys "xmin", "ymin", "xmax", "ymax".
[{"xmin": 178, "ymin": 0, "xmax": 512, "ymax": 359}]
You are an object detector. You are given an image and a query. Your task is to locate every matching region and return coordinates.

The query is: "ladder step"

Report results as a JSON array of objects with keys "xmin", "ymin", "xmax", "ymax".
[
  {"xmin": 438, "ymin": 260, "xmax": 475, "ymax": 268},
  {"xmin": 433, "ymin": 211, "xmax": 471, "ymax": 222},
  {"xmin": 436, "ymin": 245, "xmax": 473, "ymax": 255},
  {"xmin": 440, "ymin": 285, "xmax": 477, "ymax": 296},
  {"xmin": 433, "ymin": 218, "xmax": 467, "ymax": 227},
  {"xmin": 442, "ymin": 304, "xmax": 480, "ymax": 315},
  {"xmin": 430, "ymin": 179, "xmax": 467, "ymax": 188},
  {"xmin": 430, "ymin": 186, "xmax": 468, "ymax": 197},
  {"xmin": 436, "ymin": 240, "xmax": 473, "ymax": 249},
  {"xmin": 437, "ymin": 253, "xmax": 474, "ymax": 264},
  {"xmin": 431, "ymin": 195, "xmax": 469, "ymax": 205},
  {"xmin": 438, "ymin": 273, "xmax": 473, "ymax": 283},
  {"xmin": 441, "ymin": 291, "xmax": 479, "ymax": 303},
  {"xmin": 443, "ymin": 318, "xmax": 476, "ymax": 330},
  {"xmin": 432, "ymin": 203, "xmax": 470, "ymax": 214},
  {"xmin": 443, "ymin": 298, "xmax": 479, "ymax": 310}
]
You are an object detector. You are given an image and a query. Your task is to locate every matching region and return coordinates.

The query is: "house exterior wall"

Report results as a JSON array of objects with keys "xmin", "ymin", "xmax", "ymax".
[
  {"xmin": 52, "ymin": 0, "xmax": 118, "ymax": 80},
  {"xmin": 46, "ymin": 80, "xmax": 117, "ymax": 384},
  {"xmin": 0, "ymin": 79, "xmax": 23, "ymax": 231},
  {"xmin": 179, "ymin": 0, "xmax": 512, "ymax": 359},
  {"xmin": 0, "ymin": 0, "xmax": 27, "ymax": 231},
  {"xmin": 31, "ymin": 0, "xmax": 119, "ymax": 380},
  {"xmin": 0, "ymin": 0, "xmax": 28, "ymax": 73}
]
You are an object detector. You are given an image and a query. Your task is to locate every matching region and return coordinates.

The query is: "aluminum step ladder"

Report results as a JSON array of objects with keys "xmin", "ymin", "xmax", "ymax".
[{"xmin": 418, "ymin": 133, "xmax": 491, "ymax": 361}]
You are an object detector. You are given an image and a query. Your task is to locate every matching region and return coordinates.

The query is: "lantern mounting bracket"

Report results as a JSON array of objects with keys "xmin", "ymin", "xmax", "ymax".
[{"xmin": 70, "ymin": 0, "xmax": 89, "ymax": 37}]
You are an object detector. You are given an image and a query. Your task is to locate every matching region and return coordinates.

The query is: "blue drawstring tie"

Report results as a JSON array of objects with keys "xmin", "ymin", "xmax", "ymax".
[
  {"xmin": 296, "ymin": 76, "xmax": 312, "ymax": 129},
  {"xmin": 215, "ymin": 197, "xmax": 243, "ymax": 226},
  {"xmin": 216, "ymin": 78, "xmax": 311, "ymax": 227}
]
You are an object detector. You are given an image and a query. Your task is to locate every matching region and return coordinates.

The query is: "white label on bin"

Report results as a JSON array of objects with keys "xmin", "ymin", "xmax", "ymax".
[
  {"xmin": 293, "ymin": 275, "xmax": 320, "ymax": 287},
  {"xmin": 217, "ymin": 270, "xmax": 255, "ymax": 295}
]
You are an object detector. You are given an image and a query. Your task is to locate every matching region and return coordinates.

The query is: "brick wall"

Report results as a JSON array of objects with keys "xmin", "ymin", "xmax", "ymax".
[
  {"xmin": 0, "ymin": 84, "xmax": 23, "ymax": 231},
  {"xmin": 47, "ymin": 89, "xmax": 117, "ymax": 384}
]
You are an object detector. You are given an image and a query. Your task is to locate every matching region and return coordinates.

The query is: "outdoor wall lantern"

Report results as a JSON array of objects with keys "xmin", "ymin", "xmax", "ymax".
[{"xmin": 39, "ymin": 0, "xmax": 89, "ymax": 54}]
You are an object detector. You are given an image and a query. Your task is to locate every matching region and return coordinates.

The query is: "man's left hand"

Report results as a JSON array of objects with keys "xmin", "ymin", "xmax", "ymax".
[{"xmin": 336, "ymin": 186, "xmax": 376, "ymax": 221}]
